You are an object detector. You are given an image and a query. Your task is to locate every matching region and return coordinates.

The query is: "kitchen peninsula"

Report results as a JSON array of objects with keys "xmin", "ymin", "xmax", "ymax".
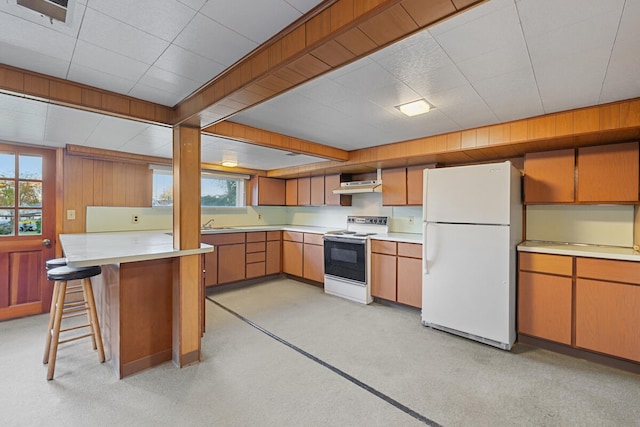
[{"xmin": 59, "ymin": 231, "xmax": 213, "ymax": 378}]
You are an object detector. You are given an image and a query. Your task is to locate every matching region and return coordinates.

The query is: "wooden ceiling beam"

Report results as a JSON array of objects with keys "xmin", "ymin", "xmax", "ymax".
[{"xmin": 173, "ymin": 0, "xmax": 486, "ymax": 128}]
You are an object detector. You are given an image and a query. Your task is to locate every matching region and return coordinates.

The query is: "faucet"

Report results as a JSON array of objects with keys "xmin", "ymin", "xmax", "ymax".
[{"xmin": 202, "ymin": 218, "xmax": 215, "ymax": 229}]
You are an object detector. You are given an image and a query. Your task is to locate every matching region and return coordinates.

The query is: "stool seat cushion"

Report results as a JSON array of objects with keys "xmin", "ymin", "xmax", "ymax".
[
  {"xmin": 47, "ymin": 265, "xmax": 102, "ymax": 281},
  {"xmin": 45, "ymin": 258, "xmax": 68, "ymax": 270}
]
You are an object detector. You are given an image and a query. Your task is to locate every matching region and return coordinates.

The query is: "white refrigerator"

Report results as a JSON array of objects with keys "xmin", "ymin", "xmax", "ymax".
[{"xmin": 422, "ymin": 161, "xmax": 522, "ymax": 350}]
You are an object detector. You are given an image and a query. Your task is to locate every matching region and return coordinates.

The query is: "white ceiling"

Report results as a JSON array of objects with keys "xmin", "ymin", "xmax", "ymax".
[{"xmin": 1, "ymin": 0, "xmax": 640, "ymax": 167}]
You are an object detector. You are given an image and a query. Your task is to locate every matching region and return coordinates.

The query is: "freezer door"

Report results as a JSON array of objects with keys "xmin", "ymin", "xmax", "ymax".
[
  {"xmin": 422, "ymin": 223, "xmax": 514, "ymax": 346},
  {"xmin": 425, "ymin": 161, "xmax": 513, "ymax": 225}
]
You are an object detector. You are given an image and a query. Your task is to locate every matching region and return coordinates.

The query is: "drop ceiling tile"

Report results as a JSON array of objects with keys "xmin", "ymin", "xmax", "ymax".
[
  {"xmin": 406, "ymin": 64, "xmax": 470, "ymax": 100},
  {"xmin": 176, "ymin": 0, "xmax": 207, "ymax": 11},
  {"xmin": 0, "ymin": 95, "xmax": 48, "ymax": 145},
  {"xmin": 297, "ymin": 77, "xmax": 353, "ymax": 106},
  {"xmin": 71, "ymin": 40, "xmax": 149, "ymax": 84},
  {"xmin": 88, "ymin": 0, "xmax": 196, "ymax": 42},
  {"xmin": 44, "ymin": 105, "xmax": 103, "ymax": 146},
  {"xmin": 0, "ymin": 42, "xmax": 70, "ymax": 80},
  {"xmin": 364, "ymin": 81, "xmax": 422, "ymax": 110},
  {"xmin": 432, "ymin": 2, "xmax": 522, "ymax": 63},
  {"xmin": 429, "ymin": 85, "xmax": 498, "ymax": 129},
  {"xmin": 136, "ymin": 67, "xmax": 201, "ymax": 100},
  {"xmin": 200, "ymin": 0, "xmax": 302, "ymax": 44},
  {"xmin": 429, "ymin": 0, "xmax": 514, "ymax": 37},
  {"xmin": 154, "ymin": 44, "xmax": 226, "ymax": 85},
  {"xmin": 455, "ymin": 42, "xmax": 530, "ymax": 83},
  {"xmin": 173, "ymin": 13, "xmax": 257, "ymax": 66},
  {"xmin": 78, "ymin": 8, "xmax": 169, "ymax": 64},
  {"xmin": 0, "ymin": 1, "xmax": 85, "ymax": 38},
  {"xmin": 85, "ymin": 116, "xmax": 150, "ymax": 150},
  {"xmin": 516, "ymin": 0, "xmax": 626, "ymax": 39},
  {"xmin": 284, "ymin": 0, "xmax": 324, "ymax": 14},
  {"xmin": 128, "ymin": 83, "xmax": 185, "ymax": 107},
  {"xmin": 332, "ymin": 61, "xmax": 397, "ymax": 94},
  {"xmin": 67, "ymin": 62, "xmax": 138, "ymax": 95}
]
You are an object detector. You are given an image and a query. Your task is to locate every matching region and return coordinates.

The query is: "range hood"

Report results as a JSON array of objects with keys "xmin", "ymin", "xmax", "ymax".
[{"xmin": 332, "ymin": 180, "xmax": 382, "ymax": 194}]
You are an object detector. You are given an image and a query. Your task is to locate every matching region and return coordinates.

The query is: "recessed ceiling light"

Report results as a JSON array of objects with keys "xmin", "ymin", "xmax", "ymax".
[{"xmin": 396, "ymin": 99, "xmax": 432, "ymax": 117}]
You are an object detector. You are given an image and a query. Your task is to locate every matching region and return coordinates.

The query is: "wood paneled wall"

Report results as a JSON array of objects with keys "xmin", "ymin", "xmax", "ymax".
[{"xmin": 62, "ymin": 154, "xmax": 152, "ymax": 233}]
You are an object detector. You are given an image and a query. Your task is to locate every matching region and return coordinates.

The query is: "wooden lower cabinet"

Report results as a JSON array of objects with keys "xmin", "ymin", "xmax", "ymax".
[
  {"xmin": 218, "ymin": 244, "xmax": 246, "ymax": 284},
  {"xmin": 371, "ymin": 240, "xmax": 422, "ymax": 308},
  {"xmin": 266, "ymin": 231, "xmax": 282, "ymax": 275},
  {"xmin": 518, "ymin": 271, "xmax": 572, "ymax": 345},
  {"xmin": 303, "ymin": 243, "xmax": 324, "ymax": 282},
  {"xmin": 397, "ymin": 256, "xmax": 422, "ymax": 308},
  {"xmin": 283, "ymin": 240, "xmax": 303, "ymax": 277},
  {"xmin": 371, "ymin": 252, "xmax": 397, "ymax": 301}
]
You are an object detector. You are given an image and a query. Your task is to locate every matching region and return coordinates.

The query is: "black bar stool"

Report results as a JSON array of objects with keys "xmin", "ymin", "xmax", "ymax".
[
  {"xmin": 43, "ymin": 258, "xmax": 97, "ymax": 359},
  {"xmin": 44, "ymin": 265, "xmax": 105, "ymax": 380}
]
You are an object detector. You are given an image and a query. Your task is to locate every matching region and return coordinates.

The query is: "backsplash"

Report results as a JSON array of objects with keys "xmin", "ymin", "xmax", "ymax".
[
  {"xmin": 85, "ymin": 193, "xmax": 422, "ymax": 234},
  {"xmin": 526, "ymin": 205, "xmax": 634, "ymax": 247}
]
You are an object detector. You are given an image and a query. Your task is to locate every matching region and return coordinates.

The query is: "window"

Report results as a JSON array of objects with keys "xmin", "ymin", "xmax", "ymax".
[
  {"xmin": 151, "ymin": 166, "xmax": 247, "ymax": 208},
  {"xmin": 0, "ymin": 152, "xmax": 43, "ymax": 236}
]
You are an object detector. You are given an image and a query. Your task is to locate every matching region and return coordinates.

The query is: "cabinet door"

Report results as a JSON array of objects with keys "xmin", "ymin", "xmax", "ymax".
[
  {"xmin": 575, "ymin": 278, "xmax": 640, "ymax": 362},
  {"xmin": 310, "ymin": 176, "xmax": 325, "ymax": 206},
  {"xmin": 203, "ymin": 251, "xmax": 218, "ymax": 287},
  {"xmin": 282, "ymin": 240, "xmax": 303, "ymax": 277},
  {"xmin": 266, "ymin": 240, "xmax": 281, "ymax": 275},
  {"xmin": 253, "ymin": 176, "xmax": 285, "ymax": 206},
  {"xmin": 286, "ymin": 179, "xmax": 298, "ymax": 206},
  {"xmin": 577, "ymin": 142, "xmax": 639, "ymax": 202},
  {"xmin": 371, "ymin": 252, "xmax": 396, "ymax": 301},
  {"xmin": 406, "ymin": 166, "xmax": 425, "ymax": 206},
  {"xmin": 524, "ymin": 149, "xmax": 575, "ymax": 203},
  {"xmin": 218, "ymin": 244, "xmax": 246, "ymax": 284},
  {"xmin": 324, "ymin": 174, "xmax": 351, "ymax": 206},
  {"xmin": 382, "ymin": 167, "xmax": 407, "ymax": 206},
  {"xmin": 397, "ymin": 256, "xmax": 421, "ymax": 308},
  {"xmin": 303, "ymin": 243, "xmax": 324, "ymax": 282},
  {"xmin": 297, "ymin": 177, "xmax": 311, "ymax": 206},
  {"xmin": 518, "ymin": 271, "xmax": 572, "ymax": 345}
]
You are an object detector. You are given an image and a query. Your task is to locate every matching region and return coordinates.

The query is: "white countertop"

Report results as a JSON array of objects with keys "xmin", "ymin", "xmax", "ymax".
[
  {"xmin": 371, "ymin": 233, "xmax": 422, "ymax": 244},
  {"xmin": 60, "ymin": 231, "xmax": 214, "ymax": 268},
  {"xmin": 517, "ymin": 241, "xmax": 640, "ymax": 262}
]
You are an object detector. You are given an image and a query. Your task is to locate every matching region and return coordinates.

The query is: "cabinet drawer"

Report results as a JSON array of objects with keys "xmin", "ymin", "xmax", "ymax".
[
  {"xmin": 246, "ymin": 252, "xmax": 266, "ymax": 263},
  {"xmin": 303, "ymin": 232, "xmax": 324, "ymax": 245},
  {"xmin": 267, "ymin": 231, "xmax": 281, "ymax": 241},
  {"xmin": 246, "ymin": 242, "xmax": 266, "ymax": 253},
  {"xmin": 246, "ymin": 232, "xmax": 266, "ymax": 242},
  {"xmin": 246, "ymin": 262, "xmax": 266, "ymax": 279},
  {"xmin": 398, "ymin": 242, "xmax": 422, "ymax": 259},
  {"xmin": 371, "ymin": 240, "xmax": 396, "ymax": 255},
  {"xmin": 283, "ymin": 231, "xmax": 303, "ymax": 242},
  {"xmin": 519, "ymin": 252, "xmax": 572, "ymax": 276},
  {"xmin": 576, "ymin": 257, "xmax": 640, "ymax": 285},
  {"xmin": 203, "ymin": 232, "xmax": 245, "ymax": 245}
]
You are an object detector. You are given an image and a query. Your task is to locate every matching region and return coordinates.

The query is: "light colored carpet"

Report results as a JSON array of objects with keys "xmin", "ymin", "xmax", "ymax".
[{"xmin": 1, "ymin": 278, "xmax": 638, "ymax": 426}]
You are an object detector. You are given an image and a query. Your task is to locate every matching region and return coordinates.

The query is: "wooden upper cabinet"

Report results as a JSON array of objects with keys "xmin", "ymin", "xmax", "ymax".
[
  {"xmin": 382, "ymin": 167, "xmax": 407, "ymax": 206},
  {"xmin": 324, "ymin": 174, "xmax": 352, "ymax": 206},
  {"xmin": 406, "ymin": 165, "xmax": 425, "ymax": 206},
  {"xmin": 524, "ymin": 149, "xmax": 575, "ymax": 203},
  {"xmin": 310, "ymin": 176, "xmax": 325, "ymax": 206},
  {"xmin": 577, "ymin": 142, "xmax": 639, "ymax": 203},
  {"xmin": 251, "ymin": 176, "xmax": 286, "ymax": 206},
  {"xmin": 286, "ymin": 179, "xmax": 298, "ymax": 206},
  {"xmin": 297, "ymin": 177, "xmax": 311, "ymax": 206}
]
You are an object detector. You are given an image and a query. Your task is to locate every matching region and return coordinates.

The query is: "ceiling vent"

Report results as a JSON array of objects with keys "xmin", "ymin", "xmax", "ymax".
[{"xmin": 17, "ymin": 0, "xmax": 69, "ymax": 23}]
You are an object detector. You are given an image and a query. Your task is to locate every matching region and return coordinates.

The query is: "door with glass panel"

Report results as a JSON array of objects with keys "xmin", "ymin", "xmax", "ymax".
[{"xmin": 0, "ymin": 144, "xmax": 56, "ymax": 320}]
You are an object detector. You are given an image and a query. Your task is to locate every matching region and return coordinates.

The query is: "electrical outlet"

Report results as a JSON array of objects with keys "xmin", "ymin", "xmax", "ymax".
[
  {"xmin": 258, "ymin": 214, "xmax": 262, "ymax": 220},
  {"xmin": 132, "ymin": 215, "xmax": 139, "ymax": 224},
  {"xmin": 408, "ymin": 216, "xmax": 414, "ymax": 224},
  {"xmin": 66, "ymin": 210, "xmax": 75, "ymax": 220}
]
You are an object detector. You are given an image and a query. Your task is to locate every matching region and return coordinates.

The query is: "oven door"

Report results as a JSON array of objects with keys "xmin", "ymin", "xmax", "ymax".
[{"xmin": 323, "ymin": 236, "xmax": 366, "ymax": 284}]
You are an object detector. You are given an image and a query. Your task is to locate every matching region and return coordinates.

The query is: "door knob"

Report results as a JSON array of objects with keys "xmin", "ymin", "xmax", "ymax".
[{"xmin": 42, "ymin": 239, "xmax": 51, "ymax": 247}]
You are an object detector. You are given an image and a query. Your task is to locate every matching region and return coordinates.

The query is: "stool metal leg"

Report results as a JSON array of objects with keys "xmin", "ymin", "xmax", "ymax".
[
  {"xmin": 43, "ymin": 280, "xmax": 60, "ymax": 364},
  {"xmin": 47, "ymin": 280, "xmax": 67, "ymax": 380},
  {"xmin": 82, "ymin": 278, "xmax": 105, "ymax": 363}
]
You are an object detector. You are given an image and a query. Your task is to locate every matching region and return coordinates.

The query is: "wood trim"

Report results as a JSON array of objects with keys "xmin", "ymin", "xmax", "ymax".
[
  {"xmin": 174, "ymin": 0, "xmax": 485, "ymax": 126},
  {"xmin": 0, "ymin": 64, "xmax": 173, "ymax": 125},
  {"xmin": 66, "ymin": 144, "xmax": 171, "ymax": 166},
  {"xmin": 519, "ymin": 253, "xmax": 573, "ymax": 276},
  {"xmin": 203, "ymin": 122, "xmax": 348, "ymax": 161}
]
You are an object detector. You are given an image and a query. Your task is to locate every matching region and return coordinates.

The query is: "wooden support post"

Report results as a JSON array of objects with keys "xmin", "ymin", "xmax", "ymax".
[{"xmin": 172, "ymin": 125, "xmax": 202, "ymax": 367}]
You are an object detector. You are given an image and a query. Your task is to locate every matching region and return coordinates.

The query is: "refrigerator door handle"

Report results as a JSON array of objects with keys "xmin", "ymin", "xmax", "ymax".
[{"xmin": 422, "ymin": 222, "xmax": 428, "ymax": 274}]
